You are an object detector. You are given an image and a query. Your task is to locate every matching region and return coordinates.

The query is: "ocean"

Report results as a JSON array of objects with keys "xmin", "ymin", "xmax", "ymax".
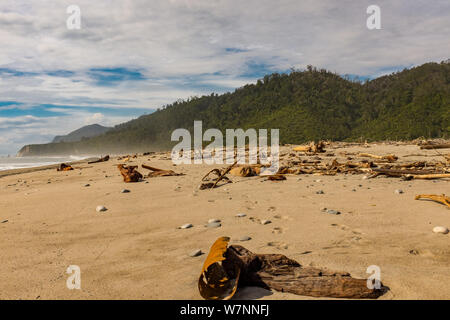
[{"xmin": 0, "ymin": 155, "xmax": 89, "ymax": 171}]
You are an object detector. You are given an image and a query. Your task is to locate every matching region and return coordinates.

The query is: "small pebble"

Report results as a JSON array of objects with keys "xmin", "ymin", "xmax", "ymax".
[
  {"xmin": 1, "ymin": 219, "xmax": 8, "ymax": 223},
  {"xmin": 179, "ymin": 223, "xmax": 193, "ymax": 229},
  {"xmin": 121, "ymin": 189, "xmax": 130, "ymax": 193},
  {"xmin": 236, "ymin": 213, "xmax": 247, "ymax": 218},
  {"xmin": 189, "ymin": 249, "xmax": 203, "ymax": 257},
  {"xmin": 84, "ymin": 184, "xmax": 90, "ymax": 187},
  {"xmin": 325, "ymin": 209, "xmax": 341, "ymax": 215},
  {"xmin": 395, "ymin": 189, "xmax": 404, "ymax": 194},
  {"xmin": 208, "ymin": 219, "xmax": 221, "ymax": 223},
  {"xmin": 261, "ymin": 220, "xmax": 271, "ymax": 225},
  {"xmin": 96, "ymin": 206, "xmax": 107, "ymax": 212},
  {"xmin": 239, "ymin": 236, "xmax": 252, "ymax": 241},
  {"xmin": 206, "ymin": 222, "xmax": 221, "ymax": 228},
  {"xmin": 433, "ymin": 226, "xmax": 449, "ymax": 234},
  {"xmin": 316, "ymin": 190, "xmax": 325, "ymax": 194}
]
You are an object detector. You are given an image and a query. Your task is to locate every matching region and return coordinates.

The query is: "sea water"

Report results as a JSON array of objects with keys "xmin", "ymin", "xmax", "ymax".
[{"xmin": 0, "ymin": 155, "xmax": 89, "ymax": 171}]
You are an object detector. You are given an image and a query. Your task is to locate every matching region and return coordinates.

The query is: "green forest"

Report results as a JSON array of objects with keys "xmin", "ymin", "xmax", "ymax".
[{"xmin": 18, "ymin": 61, "xmax": 450, "ymax": 156}]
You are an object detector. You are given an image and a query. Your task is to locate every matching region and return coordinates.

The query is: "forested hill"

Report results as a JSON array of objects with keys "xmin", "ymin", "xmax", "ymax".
[{"xmin": 18, "ymin": 61, "xmax": 450, "ymax": 156}]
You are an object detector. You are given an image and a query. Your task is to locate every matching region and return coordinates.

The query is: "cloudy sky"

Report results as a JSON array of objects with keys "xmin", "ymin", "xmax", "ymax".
[{"xmin": 0, "ymin": 0, "xmax": 449, "ymax": 155}]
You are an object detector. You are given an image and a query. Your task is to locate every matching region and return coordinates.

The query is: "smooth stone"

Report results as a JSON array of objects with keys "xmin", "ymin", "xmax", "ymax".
[
  {"xmin": 236, "ymin": 213, "xmax": 247, "ymax": 218},
  {"xmin": 239, "ymin": 236, "xmax": 252, "ymax": 241},
  {"xmin": 121, "ymin": 189, "xmax": 130, "ymax": 193},
  {"xmin": 433, "ymin": 226, "xmax": 449, "ymax": 234},
  {"xmin": 316, "ymin": 190, "xmax": 325, "ymax": 194},
  {"xmin": 208, "ymin": 219, "xmax": 221, "ymax": 223},
  {"xmin": 326, "ymin": 209, "xmax": 341, "ymax": 215},
  {"xmin": 179, "ymin": 223, "xmax": 193, "ymax": 229},
  {"xmin": 1, "ymin": 219, "xmax": 8, "ymax": 223},
  {"xmin": 206, "ymin": 222, "xmax": 221, "ymax": 228},
  {"xmin": 84, "ymin": 184, "xmax": 90, "ymax": 187},
  {"xmin": 395, "ymin": 189, "xmax": 404, "ymax": 194},
  {"xmin": 261, "ymin": 220, "xmax": 271, "ymax": 225},
  {"xmin": 96, "ymin": 206, "xmax": 107, "ymax": 212},
  {"xmin": 189, "ymin": 249, "xmax": 203, "ymax": 257}
]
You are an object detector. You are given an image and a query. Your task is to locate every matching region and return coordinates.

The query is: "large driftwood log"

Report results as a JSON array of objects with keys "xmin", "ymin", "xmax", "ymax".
[
  {"xmin": 420, "ymin": 144, "xmax": 450, "ymax": 150},
  {"xmin": 222, "ymin": 245, "xmax": 385, "ymax": 299},
  {"xmin": 88, "ymin": 155, "xmax": 109, "ymax": 164}
]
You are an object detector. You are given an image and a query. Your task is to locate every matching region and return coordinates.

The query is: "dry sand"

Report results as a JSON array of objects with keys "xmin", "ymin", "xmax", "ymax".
[{"xmin": 0, "ymin": 142, "xmax": 449, "ymax": 300}]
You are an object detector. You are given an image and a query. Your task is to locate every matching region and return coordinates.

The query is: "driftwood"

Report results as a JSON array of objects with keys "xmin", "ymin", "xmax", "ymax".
[
  {"xmin": 415, "ymin": 194, "xmax": 450, "ymax": 208},
  {"xmin": 293, "ymin": 141, "xmax": 326, "ymax": 154},
  {"xmin": 405, "ymin": 173, "xmax": 450, "ymax": 180},
  {"xmin": 141, "ymin": 164, "xmax": 183, "ymax": 177},
  {"xmin": 88, "ymin": 155, "xmax": 110, "ymax": 164},
  {"xmin": 200, "ymin": 161, "xmax": 237, "ymax": 190},
  {"xmin": 57, "ymin": 163, "xmax": 73, "ymax": 171},
  {"xmin": 420, "ymin": 144, "xmax": 450, "ymax": 150},
  {"xmin": 117, "ymin": 164, "xmax": 143, "ymax": 183},
  {"xmin": 198, "ymin": 237, "xmax": 386, "ymax": 300},
  {"xmin": 358, "ymin": 153, "xmax": 398, "ymax": 162}
]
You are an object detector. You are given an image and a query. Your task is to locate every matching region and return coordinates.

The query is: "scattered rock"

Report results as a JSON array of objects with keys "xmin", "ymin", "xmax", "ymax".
[
  {"xmin": 432, "ymin": 226, "xmax": 449, "ymax": 234},
  {"xmin": 189, "ymin": 249, "xmax": 203, "ymax": 257},
  {"xmin": 316, "ymin": 190, "xmax": 325, "ymax": 194},
  {"xmin": 239, "ymin": 236, "xmax": 252, "ymax": 241},
  {"xmin": 1, "ymin": 219, "xmax": 8, "ymax": 223},
  {"xmin": 395, "ymin": 189, "xmax": 404, "ymax": 194},
  {"xmin": 206, "ymin": 222, "xmax": 221, "ymax": 228},
  {"xmin": 121, "ymin": 189, "xmax": 130, "ymax": 193},
  {"xmin": 208, "ymin": 219, "xmax": 221, "ymax": 223},
  {"xmin": 96, "ymin": 206, "xmax": 107, "ymax": 212},
  {"xmin": 236, "ymin": 213, "xmax": 247, "ymax": 218},
  {"xmin": 324, "ymin": 209, "xmax": 341, "ymax": 215},
  {"xmin": 84, "ymin": 184, "xmax": 90, "ymax": 187},
  {"xmin": 261, "ymin": 219, "xmax": 271, "ymax": 225},
  {"xmin": 179, "ymin": 223, "xmax": 193, "ymax": 229}
]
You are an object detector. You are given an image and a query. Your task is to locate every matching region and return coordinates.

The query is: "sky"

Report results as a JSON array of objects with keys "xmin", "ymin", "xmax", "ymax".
[{"xmin": 0, "ymin": 0, "xmax": 449, "ymax": 155}]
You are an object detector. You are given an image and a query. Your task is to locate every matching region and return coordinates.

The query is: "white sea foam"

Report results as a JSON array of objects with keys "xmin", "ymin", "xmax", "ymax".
[{"xmin": 0, "ymin": 155, "xmax": 90, "ymax": 171}]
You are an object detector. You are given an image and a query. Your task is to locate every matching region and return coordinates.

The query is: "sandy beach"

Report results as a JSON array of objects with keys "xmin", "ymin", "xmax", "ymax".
[{"xmin": 0, "ymin": 142, "xmax": 449, "ymax": 300}]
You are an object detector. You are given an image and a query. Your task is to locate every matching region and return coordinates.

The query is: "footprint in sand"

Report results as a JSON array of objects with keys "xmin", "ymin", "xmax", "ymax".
[
  {"xmin": 272, "ymin": 227, "xmax": 283, "ymax": 234},
  {"xmin": 267, "ymin": 241, "xmax": 289, "ymax": 250}
]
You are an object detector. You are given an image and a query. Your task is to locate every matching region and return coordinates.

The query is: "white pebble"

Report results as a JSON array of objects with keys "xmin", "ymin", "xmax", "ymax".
[
  {"xmin": 189, "ymin": 249, "xmax": 203, "ymax": 257},
  {"xmin": 179, "ymin": 223, "xmax": 193, "ymax": 229},
  {"xmin": 261, "ymin": 220, "xmax": 272, "ymax": 225},
  {"xmin": 208, "ymin": 219, "xmax": 221, "ymax": 223},
  {"xmin": 96, "ymin": 206, "xmax": 107, "ymax": 212},
  {"xmin": 236, "ymin": 213, "xmax": 247, "ymax": 218},
  {"xmin": 433, "ymin": 226, "xmax": 449, "ymax": 234}
]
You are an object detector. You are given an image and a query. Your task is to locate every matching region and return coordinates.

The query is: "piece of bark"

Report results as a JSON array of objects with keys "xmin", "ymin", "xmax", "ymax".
[
  {"xmin": 57, "ymin": 163, "xmax": 73, "ymax": 171},
  {"xmin": 117, "ymin": 164, "xmax": 143, "ymax": 183},
  {"xmin": 222, "ymin": 245, "xmax": 385, "ymax": 299}
]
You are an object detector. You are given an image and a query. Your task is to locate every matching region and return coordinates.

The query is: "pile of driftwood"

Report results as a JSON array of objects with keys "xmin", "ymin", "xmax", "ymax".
[
  {"xmin": 117, "ymin": 163, "xmax": 183, "ymax": 182},
  {"xmin": 198, "ymin": 141, "xmax": 449, "ymax": 189},
  {"xmin": 199, "ymin": 237, "xmax": 386, "ymax": 300}
]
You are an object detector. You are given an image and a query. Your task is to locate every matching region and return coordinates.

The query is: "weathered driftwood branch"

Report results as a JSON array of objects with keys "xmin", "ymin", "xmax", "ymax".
[
  {"xmin": 358, "ymin": 153, "xmax": 398, "ymax": 162},
  {"xmin": 141, "ymin": 164, "xmax": 183, "ymax": 177},
  {"xmin": 405, "ymin": 173, "xmax": 450, "ymax": 180},
  {"xmin": 222, "ymin": 245, "xmax": 385, "ymax": 299},
  {"xmin": 88, "ymin": 155, "xmax": 109, "ymax": 164},
  {"xmin": 117, "ymin": 164, "xmax": 143, "ymax": 182},
  {"xmin": 415, "ymin": 194, "xmax": 450, "ymax": 208}
]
